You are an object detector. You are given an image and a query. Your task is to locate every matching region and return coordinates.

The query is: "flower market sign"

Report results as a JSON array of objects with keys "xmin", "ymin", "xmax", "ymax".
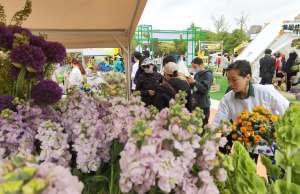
[{"xmin": 282, "ymin": 20, "xmax": 300, "ymax": 33}]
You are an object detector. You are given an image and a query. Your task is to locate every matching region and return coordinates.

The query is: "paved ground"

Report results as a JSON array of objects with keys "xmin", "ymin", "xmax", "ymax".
[{"xmin": 209, "ymin": 99, "xmax": 219, "ymax": 124}]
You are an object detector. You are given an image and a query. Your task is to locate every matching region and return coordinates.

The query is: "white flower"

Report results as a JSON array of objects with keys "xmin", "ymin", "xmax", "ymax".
[
  {"xmin": 219, "ymin": 137, "xmax": 228, "ymax": 148},
  {"xmin": 216, "ymin": 168, "xmax": 227, "ymax": 182}
]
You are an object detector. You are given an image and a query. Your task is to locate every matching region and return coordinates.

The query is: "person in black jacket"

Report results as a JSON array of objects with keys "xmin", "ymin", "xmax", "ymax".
[
  {"xmin": 285, "ymin": 51, "xmax": 298, "ymax": 91},
  {"xmin": 259, "ymin": 49, "xmax": 276, "ymax": 85},
  {"xmin": 153, "ymin": 62, "xmax": 192, "ymax": 112},
  {"xmin": 136, "ymin": 58, "xmax": 163, "ymax": 106},
  {"xmin": 187, "ymin": 57, "xmax": 213, "ymax": 125}
]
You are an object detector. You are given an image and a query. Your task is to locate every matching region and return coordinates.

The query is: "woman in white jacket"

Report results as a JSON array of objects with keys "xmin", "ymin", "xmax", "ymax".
[
  {"xmin": 213, "ymin": 60, "xmax": 289, "ymax": 129},
  {"xmin": 68, "ymin": 60, "xmax": 86, "ymax": 87}
]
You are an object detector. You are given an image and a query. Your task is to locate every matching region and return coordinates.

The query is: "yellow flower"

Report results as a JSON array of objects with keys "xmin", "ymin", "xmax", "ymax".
[
  {"xmin": 254, "ymin": 135, "xmax": 262, "ymax": 144},
  {"xmin": 240, "ymin": 112, "xmax": 249, "ymax": 120},
  {"xmin": 240, "ymin": 127, "xmax": 247, "ymax": 133},
  {"xmin": 271, "ymin": 115, "xmax": 279, "ymax": 123},
  {"xmin": 144, "ymin": 128, "xmax": 153, "ymax": 136},
  {"xmin": 245, "ymin": 131, "xmax": 251, "ymax": 137},
  {"xmin": 259, "ymin": 127, "xmax": 266, "ymax": 133}
]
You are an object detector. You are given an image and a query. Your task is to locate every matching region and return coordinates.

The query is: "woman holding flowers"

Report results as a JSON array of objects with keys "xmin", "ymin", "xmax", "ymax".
[{"xmin": 213, "ymin": 60, "xmax": 289, "ymax": 129}]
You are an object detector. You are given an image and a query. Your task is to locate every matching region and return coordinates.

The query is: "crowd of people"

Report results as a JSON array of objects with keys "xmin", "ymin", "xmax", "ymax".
[
  {"xmin": 132, "ymin": 52, "xmax": 213, "ymax": 126},
  {"xmin": 132, "ymin": 49, "xmax": 292, "ymax": 128},
  {"xmin": 259, "ymin": 49, "xmax": 299, "ymax": 91}
]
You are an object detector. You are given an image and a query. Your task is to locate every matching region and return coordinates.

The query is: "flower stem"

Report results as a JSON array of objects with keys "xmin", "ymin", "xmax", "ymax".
[
  {"xmin": 15, "ymin": 66, "xmax": 26, "ymax": 98},
  {"xmin": 286, "ymin": 146, "xmax": 292, "ymax": 189}
]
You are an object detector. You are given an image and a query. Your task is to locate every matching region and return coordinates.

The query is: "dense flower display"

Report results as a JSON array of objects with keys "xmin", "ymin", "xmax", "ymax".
[
  {"xmin": 31, "ymin": 80, "xmax": 63, "ymax": 105},
  {"xmin": 119, "ymin": 92, "xmax": 227, "ymax": 194}
]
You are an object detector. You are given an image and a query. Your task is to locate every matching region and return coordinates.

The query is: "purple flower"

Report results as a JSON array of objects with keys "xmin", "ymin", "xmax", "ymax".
[
  {"xmin": 31, "ymin": 80, "xmax": 63, "ymax": 105},
  {"xmin": 10, "ymin": 44, "xmax": 46, "ymax": 72},
  {"xmin": 0, "ymin": 95, "xmax": 15, "ymax": 112},
  {"xmin": 0, "ymin": 25, "xmax": 13, "ymax": 49},
  {"xmin": 30, "ymin": 35, "xmax": 46, "ymax": 47},
  {"xmin": 42, "ymin": 41, "xmax": 66, "ymax": 63},
  {"xmin": 9, "ymin": 26, "xmax": 32, "ymax": 37}
]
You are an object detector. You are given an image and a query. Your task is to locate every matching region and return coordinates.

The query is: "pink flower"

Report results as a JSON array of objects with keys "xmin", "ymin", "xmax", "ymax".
[
  {"xmin": 216, "ymin": 168, "xmax": 227, "ymax": 182},
  {"xmin": 198, "ymin": 170, "xmax": 214, "ymax": 184}
]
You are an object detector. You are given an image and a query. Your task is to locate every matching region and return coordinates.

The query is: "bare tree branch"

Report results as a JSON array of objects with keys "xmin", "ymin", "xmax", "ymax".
[
  {"xmin": 235, "ymin": 12, "xmax": 249, "ymax": 32},
  {"xmin": 211, "ymin": 15, "xmax": 228, "ymax": 33}
]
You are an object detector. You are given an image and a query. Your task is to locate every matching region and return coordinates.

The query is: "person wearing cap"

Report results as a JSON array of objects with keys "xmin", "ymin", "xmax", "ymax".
[
  {"xmin": 113, "ymin": 55, "xmax": 125, "ymax": 73},
  {"xmin": 153, "ymin": 62, "xmax": 192, "ymax": 112},
  {"xmin": 136, "ymin": 58, "xmax": 163, "ymax": 106},
  {"xmin": 259, "ymin": 49, "xmax": 276, "ymax": 85},
  {"xmin": 188, "ymin": 57, "xmax": 213, "ymax": 125}
]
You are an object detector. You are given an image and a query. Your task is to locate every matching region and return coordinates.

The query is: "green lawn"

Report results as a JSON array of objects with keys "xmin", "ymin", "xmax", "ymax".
[
  {"xmin": 209, "ymin": 74, "xmax": 299, "ymax": 103},
  {"xmin": 210, "ymin": 75, "xmax": 228, "ymax": 100}
]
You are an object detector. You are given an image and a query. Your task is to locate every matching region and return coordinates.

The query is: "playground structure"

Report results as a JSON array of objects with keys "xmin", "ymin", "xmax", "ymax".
[{"xmin": 134, "ymin": 25, "xmax": 206, "ymax": 65}]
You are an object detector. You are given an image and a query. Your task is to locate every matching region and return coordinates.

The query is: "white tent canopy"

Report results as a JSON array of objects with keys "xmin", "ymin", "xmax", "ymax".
[{"xmin": 3, "ymin": 0, "xmax": 147, "ymax": 49}]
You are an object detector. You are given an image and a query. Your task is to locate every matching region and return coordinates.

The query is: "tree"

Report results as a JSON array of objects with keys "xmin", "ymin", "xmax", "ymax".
[
  {"xmin": 235, "ymin": 12, "xmax": 249, "ymax": 32},
  {"xmin": 223, "ymin": 29, "xmax": 249, "ymax": 53},
  {"xmin": 211, "ymin": 15, "xmax": 229, "ymax": 33},
  {"xmin": 173, "ymin": 39, "xmax": 187, "ymax": 55}
]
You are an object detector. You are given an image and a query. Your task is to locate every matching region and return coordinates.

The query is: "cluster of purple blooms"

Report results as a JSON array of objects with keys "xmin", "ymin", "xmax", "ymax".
[{"xmin": 0, "ymin": 25, "xmax": 65, "ymax": 105}]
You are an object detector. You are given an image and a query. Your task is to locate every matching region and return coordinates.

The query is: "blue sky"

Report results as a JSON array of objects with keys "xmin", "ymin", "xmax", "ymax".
[{"xmin": 139, "ymin": 0, "xmax": 300, "ymax": 31}]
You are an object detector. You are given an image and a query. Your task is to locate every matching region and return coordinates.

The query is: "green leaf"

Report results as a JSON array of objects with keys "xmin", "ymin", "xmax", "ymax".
[
  {"xmin": 275, "ymin": 104, "xmax": 300, "ymax": 150},
  {"xmin": 224, "ymin": 142, "xmax": 267, "ymax": 194},
  {"xmin": 22, "ymin": 178, "xmax": 47, "ymax": 194},
  {"xmin": 85, "ymin": 175, "xmax": 109, "ymax": 184},
  {"xmin": 4, "ymin": 167, "xmax": 37, "ymax": 182},
  {"xmin": 260, "ymin": 155, "xmax": 282, "ymax": 179},
  {"xmin": 0, "ymin": 180, "xmax": 23, "ymax": 194},
  {"xmin": 271, "ymin": 180, "xmax": 300, "ymax": 194},
  {"xmin": 11, "ymin": 156, "xmax": 26, "ymax": 168}
]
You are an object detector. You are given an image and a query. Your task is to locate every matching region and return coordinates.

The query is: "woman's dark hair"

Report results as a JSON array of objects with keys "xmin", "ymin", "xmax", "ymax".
[
  {"xmin": 162, "ymin": 55, "xmax": 177, "ymax": 67},
  {"xmin": 288, "ymin": 51, "xmax": 298, "ymax": 61},
  {"xmin": 226, "ymin": 60, "xmax": 252, "ymax": 77},
  {"xmin": 72, "ymin": 59, "xmax": 86, "ymax": 75},
  {"xmin": 142, "ymin": 50, "xmax": 150, "ymax": 58},
  {"xmin": 191, "ymin": 57, "xmax": 203, "ymax": 65},
  {"xmin": 133, "ymin": 51, "xmax": 142, "ymax": 61},
  {"xmin": 265, "ymin": 49, "xmax": 272, "ymax": 55}
]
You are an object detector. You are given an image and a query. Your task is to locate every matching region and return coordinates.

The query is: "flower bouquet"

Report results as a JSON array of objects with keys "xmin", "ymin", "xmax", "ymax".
[
  {"xmin": 225, "ymin": 105, "xmax": 280, "ymax": 156},
  {"xmin": 0, "ymin": 0, "xmax": 66, "ymax": 100}
]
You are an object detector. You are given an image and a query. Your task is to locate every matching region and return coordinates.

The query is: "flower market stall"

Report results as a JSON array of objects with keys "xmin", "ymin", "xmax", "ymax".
[
  {"xmin": 2, "ymin": 0, "xmax": 148, "ymax": 98},
  {"xmin": 1, "ymin": 1, "xmax": 300, "ymax": 194}
]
